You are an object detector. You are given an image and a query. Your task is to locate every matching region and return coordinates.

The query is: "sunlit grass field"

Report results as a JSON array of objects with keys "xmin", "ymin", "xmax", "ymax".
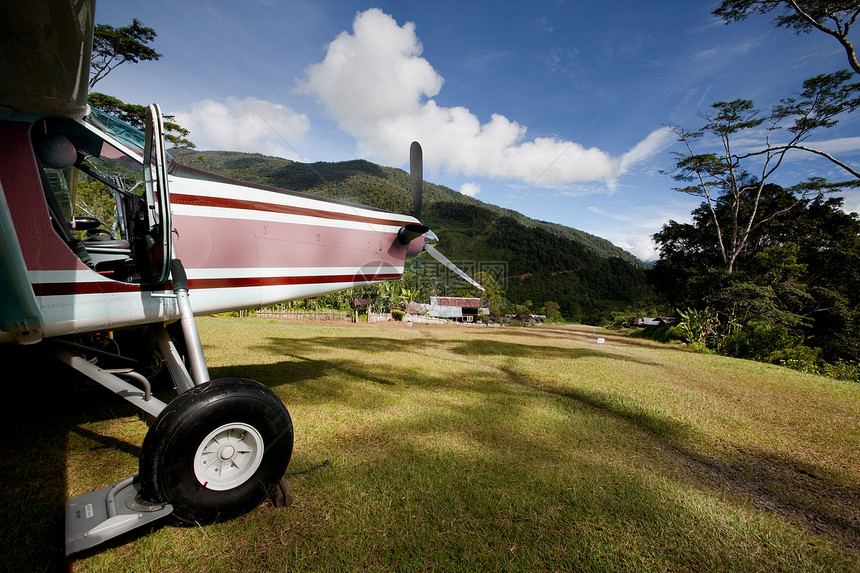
[{"xmin": 5, "ymin": 317, "xmax": 860, "ymax": 571}]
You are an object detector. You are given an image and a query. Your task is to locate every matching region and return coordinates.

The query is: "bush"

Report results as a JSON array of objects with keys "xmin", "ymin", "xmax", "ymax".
[
  {"xmin": 633, "ymin": 319, "xmax": 858, "ymax": 382},
  {"xmin": 543, "ymin": 301, "xmax": 562, "ymax": 320},
  {"xmin": 819, "ymin": 360, "xmax": 860, "ymax": 383},
  {"xmin": 771, "ymin": 344, "xmax": 822, "ymax": 374},
  {"xmin": 391, "ymin": 309, "xmax": 405, "ymax": 321},
  {"xmin": 722, "ymin": 322, "xmax": 824, "ymax": 373},
  {"xmin": 722, "ymin": 322, "xmax": 794, "ymax": 362},
  {"xmin": 678, "ymin": 307, "xmax": 717, "ymax": 345},
  {"xmin": 630, "ymin": 325, "xmax": 686, "ymax": 344}
]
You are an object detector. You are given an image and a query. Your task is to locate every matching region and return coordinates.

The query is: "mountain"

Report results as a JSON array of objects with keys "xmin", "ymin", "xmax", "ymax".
[{"xmin": 169, "ymin": 149, "xmax": 653, "ymax": 323}]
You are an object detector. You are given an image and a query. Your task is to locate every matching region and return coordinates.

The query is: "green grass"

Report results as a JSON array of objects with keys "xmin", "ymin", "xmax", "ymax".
[{"xmin": 4, "ymin": 318, "xmax": 859, "ymax": 571}]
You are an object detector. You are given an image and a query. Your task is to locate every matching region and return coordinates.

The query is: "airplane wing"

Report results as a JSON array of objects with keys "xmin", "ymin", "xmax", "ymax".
[{"xmin": 0, "ymin": 0, "xmax": 95, "ymax": 119}]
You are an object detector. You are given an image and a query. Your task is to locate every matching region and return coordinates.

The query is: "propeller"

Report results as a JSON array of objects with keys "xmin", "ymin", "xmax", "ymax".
[
  {"xmin": 402, "ymin": 141, "xmax": 484, "ymax": 292},
  {"xmin": 410, "ymin": 141, "xmax": 422, "ymax": 220}
]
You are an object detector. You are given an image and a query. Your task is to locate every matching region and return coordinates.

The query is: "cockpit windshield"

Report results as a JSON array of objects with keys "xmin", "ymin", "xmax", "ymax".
[
  {"xmin": 84, "ymin": 106, "xmax": 172, "ymax": 163},
  {"xmin": 84, "ymin": 106, "xmax": 146, "ymax": 156}
]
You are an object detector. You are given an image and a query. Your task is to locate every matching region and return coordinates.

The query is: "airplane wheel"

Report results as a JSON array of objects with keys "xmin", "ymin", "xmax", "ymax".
[{"xmin": 139, "ymin": 378, "xmax": 293, "ymax": 524}]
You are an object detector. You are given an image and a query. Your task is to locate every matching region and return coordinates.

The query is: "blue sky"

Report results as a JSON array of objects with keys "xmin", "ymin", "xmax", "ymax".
[{"xmin": 93, "ymin": 1, "xmax": 860, "ymax": 260}]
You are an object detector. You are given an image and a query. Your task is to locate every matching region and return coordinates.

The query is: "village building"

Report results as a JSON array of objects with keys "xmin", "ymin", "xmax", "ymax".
[{"xmin": 421, "ymin": 296, "xmax": 489, "ymax": 323}]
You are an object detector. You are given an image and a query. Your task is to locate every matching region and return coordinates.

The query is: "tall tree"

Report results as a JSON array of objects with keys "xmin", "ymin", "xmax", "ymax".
[
  {"xmin": 89, "ymin": 19, "xmax": 162, "ymax": 89},
  {"xmin": 87, "ymin": 20, "xmax": 194, "ymax": 148},
  {"xmin": 668, "ymin": 71, "xmax": 860, "ymax": 273},
  {"xmin": 652, "ymin": 184, "xmax": 860, "ymax": 361},
  {"xmin": 714, "ymin": 1, "xmax": 860, "ymax": 74}
]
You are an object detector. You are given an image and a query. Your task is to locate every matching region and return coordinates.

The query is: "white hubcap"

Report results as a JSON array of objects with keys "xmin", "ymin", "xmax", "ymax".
[{"xmin": 193, "ymin": 423, "xmax": 264, "ymax": 491}]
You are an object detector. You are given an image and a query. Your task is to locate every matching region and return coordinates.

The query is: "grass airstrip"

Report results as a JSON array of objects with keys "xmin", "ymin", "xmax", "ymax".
[{"xmin": 4, "ymin": 317, "xmax": 859, "ymax": 571}]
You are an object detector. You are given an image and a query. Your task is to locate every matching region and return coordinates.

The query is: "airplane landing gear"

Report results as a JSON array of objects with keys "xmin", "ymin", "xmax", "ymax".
[
  {"xmin": 61, "ymin": 259, "xmax": 294, "ymax": 552},
  {"xmin": 139, "ymin": 377, "xmax": 294, "ymax": 524}
]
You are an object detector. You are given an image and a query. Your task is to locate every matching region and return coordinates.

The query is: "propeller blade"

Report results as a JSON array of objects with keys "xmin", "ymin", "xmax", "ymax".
[
  {"xmin": 424, "ymin": 244, "xmax": 485, "ymax": 292},
  {"xmin": 407, "ymin": 141, "xmax": 481, "ymax": 291},
  {"xmin": 410, "ymin": 141, "xmax": 422, "ymax": 220}
]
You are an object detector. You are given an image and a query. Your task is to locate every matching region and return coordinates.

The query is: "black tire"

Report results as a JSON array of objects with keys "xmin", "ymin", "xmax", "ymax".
[{"xmin": 139, "ymin": 378, "xmax": 293, "ymax": 524}]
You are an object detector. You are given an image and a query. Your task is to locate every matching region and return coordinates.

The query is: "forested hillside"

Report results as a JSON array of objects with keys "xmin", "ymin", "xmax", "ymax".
[{"xmin": 170, "ymin": 149, "xmax": 653, "ymax": 323}]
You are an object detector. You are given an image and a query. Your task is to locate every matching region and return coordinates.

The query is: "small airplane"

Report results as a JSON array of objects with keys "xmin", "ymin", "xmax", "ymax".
[{"xmin": 1, "ymin": 0, "xmax": 481, "ymax": 555}]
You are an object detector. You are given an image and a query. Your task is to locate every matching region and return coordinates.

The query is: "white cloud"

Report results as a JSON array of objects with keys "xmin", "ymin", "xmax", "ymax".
[
  {"xmin": 841, "ymin": 189, "xmax": 860, "ymax": 215},
  {"xmin": 798, "ymin": 136, "xmax": 860, "ymax": 156},
  {"xmin": 299, "ymin": 8, "xmax": 667, "ymax": 186},
  {"xmin": 694, "ymin": 38, "xmax": 762, "ymax": 61},
  {"xmin": 173, "ymin": 96, "xmax": 310, "ymax": 159},
  {"xmin": 619, "ymin": 126, "xmax": 676, "ymax": 172},
  {"xmin": 583, "ymin": 199, "xmax": 698, "ymax": 261},
  {"xmin": 616, "ymin": 235, "xmax": 659, "ymax": 261},
  {"xmin": 460, "ymin": 182, "xmax": 481, "ymax": 197}
]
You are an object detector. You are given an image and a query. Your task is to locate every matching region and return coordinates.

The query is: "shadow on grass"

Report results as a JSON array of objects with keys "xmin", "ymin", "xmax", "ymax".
[
  {"xmin": 517, "ymin": 366, "xmax": 860, "ymax": 553},
  {"xmin": 532, "ymin": 324, "xmax": 696, "ymax": 353},
  {"xmin": 244, "ymin": 355, "xmax": 858, "ymax": 570},
  {"xmin": 4, "ymin": 367, "xmax": 123, "ymax": 570},
  {"xmin": 12, "ymin": 321, "xmax": 856, "ymax": 569},
  {"xmin": 5, "ymin": 381, "xmax": 69, "ymax": 572},
  {"xmin": 2, "ymin": 344, "xmax": 162, "ymax": 572},
  {"xmin": 259, "ymin": 334, "xmax": 663, "ymax": 367},
  {"xmin": 205, "ymin": 334, "xmax": 665, "ymax": 414},
  {"xmin": 216, "ymin": 331, "xmax": 860, "ymax": 558},
  {"xmin": 663, "ymin": 442, "xmax": 860, "ymax": 554},
  {"xmin": 70, "ymin": 425, "xmax": 142, "ymax": 459}
]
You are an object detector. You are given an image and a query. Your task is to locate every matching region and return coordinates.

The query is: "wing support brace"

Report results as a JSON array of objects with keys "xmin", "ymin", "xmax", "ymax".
[
  {"xmin": 148, "ymin": 259, "xmax": 210, "ymax": 393},
  {"xmin": 52, "ymin": 346, "xmax": 168, "ymax": 418}
]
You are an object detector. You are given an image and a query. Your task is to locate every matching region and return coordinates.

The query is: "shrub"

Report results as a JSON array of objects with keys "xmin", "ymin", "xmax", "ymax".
[
  {"xmin": 678, "ymin": 307, "xmax": 717, "ymax": 345},
  {"xmin": 722, "ymin": 322, "xmax": 794, "ymax": 362},
  {"xmin": 391, "ymin": 309, "xmax": 405, "ymax": 321},
  {"xmin": 543, "ymin": 301, "xmax": 562, "ymax": 320},
  {"xmin": 631, "ymin": 325, "xmax": 686, "ymax": 344},
  {"xmin": 819, "ymin": 360, "xmax": 860, "ymax": 383},
  {"xmin": 722, "ymin": 322, "xmax": 824, "ymax": 373}
]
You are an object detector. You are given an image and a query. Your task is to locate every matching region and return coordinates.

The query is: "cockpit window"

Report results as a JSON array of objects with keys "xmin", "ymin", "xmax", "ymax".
[
  {"xmin": 33, "ymin": 117, "xmax": 153, "ymax": 282},
  {"xmin": 75, "ymin": 141, "xmax": 145, "ymax": 240}
]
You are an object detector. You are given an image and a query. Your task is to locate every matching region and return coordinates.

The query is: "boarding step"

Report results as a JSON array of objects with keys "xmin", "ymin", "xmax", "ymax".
[{"xmin": 65, "ymin": 476, "xmax": 173, "ymax": 555}]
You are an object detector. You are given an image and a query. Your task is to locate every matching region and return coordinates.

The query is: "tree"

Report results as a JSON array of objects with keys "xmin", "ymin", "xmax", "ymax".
[
  {"xmin": 668, "ymin": 70, "xmax": 860, "ymax": 273},
  {"xmin": 89, "ymin": 19, "xmax": 162, "ymax": 89},
  {"xmin": 87, "ymin": 92, "xmax": 195, "ymax": 149},
  {"xmin": 543, "ymin": 301, "xmax": 562, "ymax": 320},
  {"xmin": 714, "ymin": 1, "xmax": 860, "ymax": 74},
  {"xmin": 652, "ymin": 184, "xmax": 860, "ymax": 362},
  {"xmin": 87, "ymin": 92, "xmax": 141, "ymax": 124},
  {"xmin": 87, "ymin": 21, "xmax": 195, "ymax": 149},
  {"xmin": 471, "ymin": 271, "xmax": 508, "ymax": 316}
]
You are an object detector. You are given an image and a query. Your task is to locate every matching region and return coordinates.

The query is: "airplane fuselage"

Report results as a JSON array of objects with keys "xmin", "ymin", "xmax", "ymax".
[{"xmin": 0, "ymin": 110, "xmax": 422, "ymax": 344}]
